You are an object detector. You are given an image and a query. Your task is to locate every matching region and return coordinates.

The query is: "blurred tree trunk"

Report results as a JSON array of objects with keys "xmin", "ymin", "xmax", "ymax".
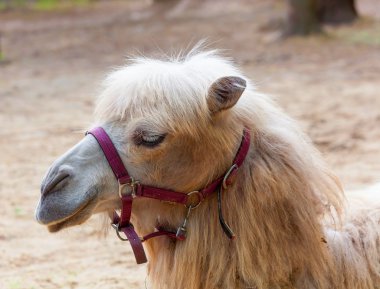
[
  {"xmin": 151, "ymin": 0, "xmax": 180, "ymax": 16},
  {"xmin": 317, "ymin": 0, "xmax": 358, "ymax": 24},
  {"xmin": 153, "ymin": 0, "xmax": 179, "ymax": 4},
  {"xmin": 285, "ymin": 0, "xmax": 358, "ymax": 36},
  {"xmin": 285, "ymin": 0, "xmax": 321, "ymax": 36},
  {"xmin": 152, "ymin": 0, "xmax": 181, "ymax": 8},
  {"xmin": 151, "ymin": 0, "xmax": 202, "ymax": 18}
]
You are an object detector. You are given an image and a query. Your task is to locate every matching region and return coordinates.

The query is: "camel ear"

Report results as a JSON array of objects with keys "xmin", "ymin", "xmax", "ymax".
[{"xmin": 207, "ymin": 76, "xmax": 246, "ymax": 114}]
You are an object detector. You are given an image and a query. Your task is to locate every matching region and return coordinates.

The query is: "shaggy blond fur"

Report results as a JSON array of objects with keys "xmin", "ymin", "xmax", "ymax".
[{"xmin": 95, "ymin": 49, "xmax": 380, "ymax": 289}]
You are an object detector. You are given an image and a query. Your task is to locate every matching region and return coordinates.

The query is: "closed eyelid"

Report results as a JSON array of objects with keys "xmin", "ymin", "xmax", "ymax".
[
  {"xmin": 133, "ymin": 131, "xmax": 166, "ymax": 147},
  {"xmin": 126, "ymin": 119, "xmax": 168, "ymax": 145},
  {"xmin": 132, "ymin": 122, "xmax": 166, "ymax": 137}
]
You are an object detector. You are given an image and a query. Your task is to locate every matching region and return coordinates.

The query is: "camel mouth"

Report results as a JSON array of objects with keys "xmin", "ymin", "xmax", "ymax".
[{"xmin": 45, "ymin": 196, "xmax": 97, "ymax": 233}]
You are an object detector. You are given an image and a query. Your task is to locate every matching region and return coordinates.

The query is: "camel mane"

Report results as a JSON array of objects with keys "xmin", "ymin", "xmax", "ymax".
[
  {"xmin": 95, "ymin": 49, "xmax": 243, "ymax": 136},
  {"xmin": 94, "ymin": 48, "xmax": 380, "ymax": 289}
]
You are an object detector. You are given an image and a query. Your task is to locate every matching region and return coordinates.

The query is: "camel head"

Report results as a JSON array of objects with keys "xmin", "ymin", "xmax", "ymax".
[
  {"xmin": 35, "ymin": 51, "xmax": 350, "ymax": 289},
  {"xmin": 35, "ymin": 51, "xmax": 249, "ymax": 233}
]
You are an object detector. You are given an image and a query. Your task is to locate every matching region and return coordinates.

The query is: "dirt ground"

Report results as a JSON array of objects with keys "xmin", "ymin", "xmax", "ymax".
[{"xmin": 0, "ymin": 0, "xmax": 379, "ymax": 288}]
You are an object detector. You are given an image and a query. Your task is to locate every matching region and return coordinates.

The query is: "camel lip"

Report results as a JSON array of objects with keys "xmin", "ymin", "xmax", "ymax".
[{"xmin": 41, "ymin": 196, "xmax": 97, "ymax": 232}]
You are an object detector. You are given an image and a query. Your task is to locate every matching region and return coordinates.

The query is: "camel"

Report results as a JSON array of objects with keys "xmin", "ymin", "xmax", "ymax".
[{"xmin": 36, "ymin": 48, "xmax": 380, "ymax": 289}]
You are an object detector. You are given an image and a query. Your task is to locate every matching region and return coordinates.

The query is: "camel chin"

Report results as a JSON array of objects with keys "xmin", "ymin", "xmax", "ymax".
[{"xmin": 46, "ymin": 209, "xmax": 91, "ymax": 232}]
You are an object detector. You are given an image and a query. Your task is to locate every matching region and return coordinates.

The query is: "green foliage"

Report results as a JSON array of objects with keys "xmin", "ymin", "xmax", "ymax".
[
  {"xmin": 35, "ymin": 0, "xmax": 91, "ymax": 11},
  {"xmin": 14, "ymin": 206, "xmax": 24, "ymax": 216},
  {"xmin": 0, "ymin": 0, "xmax": 92, "ymax": 11},
  {"xmin": 344, "ymin": 30, "xmax": 380, "ymax": 46},
  {"xmin": 332, "ymin": 20, "xmax": 380, "ymax": 47},
  {"xmin": 34, "ymin": 0, "xmax": 60, "ymax": 11},
  {"xmin": 7, "ymin": 279, "xmax": 21, "ymax": 289}
]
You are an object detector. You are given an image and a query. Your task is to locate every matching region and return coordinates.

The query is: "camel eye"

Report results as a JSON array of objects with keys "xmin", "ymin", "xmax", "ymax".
[
  {"xmin": 133, "ymin": 130, "xmax": 166, "ymax": 148},
  {"xmin": 141, "ymin": 134, "xmax": 165, "ymax": 147}
]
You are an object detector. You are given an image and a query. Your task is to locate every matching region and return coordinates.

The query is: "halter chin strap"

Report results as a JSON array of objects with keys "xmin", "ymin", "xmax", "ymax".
[{"xmin": 86, "ymin": 126, "xmax": 251, "ymax": 264}]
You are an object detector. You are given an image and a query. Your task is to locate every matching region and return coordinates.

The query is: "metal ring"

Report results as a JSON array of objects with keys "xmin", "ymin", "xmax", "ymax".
[
  {"xmin": 111, "ymin": 223, "xmax": 129, "ymax": 241},
  {"xmin": 185, "ymin": 191, "xmax": 202, "ymax": 209}
]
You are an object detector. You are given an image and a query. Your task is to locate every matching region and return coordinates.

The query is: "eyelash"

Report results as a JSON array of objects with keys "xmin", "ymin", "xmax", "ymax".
[
  {"xmin": 141, "ymin": 134, "xmax": 165, "ymax": 147},
  {"xmin": 134, "ymin": 131, "xmax": 166, "ymax": 147}
]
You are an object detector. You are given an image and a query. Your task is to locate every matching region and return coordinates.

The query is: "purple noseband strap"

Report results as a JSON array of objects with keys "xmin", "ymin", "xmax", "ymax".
[
  {"xmin": 86, "ymin": 126, "xmax": 251, "ymax": 264},
  {"xmin": 86, "ymin": 127, "xmax": 132, "ymax": 183}
]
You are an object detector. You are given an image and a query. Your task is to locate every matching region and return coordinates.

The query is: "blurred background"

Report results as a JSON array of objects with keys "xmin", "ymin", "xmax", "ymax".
[{"xmin": 0, "ymin": 0, "xmax": 379, "ymax": 288}]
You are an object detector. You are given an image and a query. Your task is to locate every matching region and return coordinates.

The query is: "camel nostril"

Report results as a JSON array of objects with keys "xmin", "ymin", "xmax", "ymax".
[{"xmin": 41, "ymin": 172, "xmax": 70, "ymax": 196}]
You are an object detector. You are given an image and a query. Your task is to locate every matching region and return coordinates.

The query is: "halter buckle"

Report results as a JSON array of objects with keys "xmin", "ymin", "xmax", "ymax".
[{"xmin": 119, "ymin": 178, "xmax": 140, "ymax": 198}]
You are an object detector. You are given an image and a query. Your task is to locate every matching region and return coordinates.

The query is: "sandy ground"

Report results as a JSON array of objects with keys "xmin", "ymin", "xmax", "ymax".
[{"xmin": 0, "ymin": 0, "xmax": 380, "ymax": 288}]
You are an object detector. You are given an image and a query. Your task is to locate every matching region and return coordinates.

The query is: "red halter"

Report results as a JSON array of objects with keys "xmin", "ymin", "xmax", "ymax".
[{"xmin": 86, "ymin": 127, "xmax": 251, "ymax": 264}]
